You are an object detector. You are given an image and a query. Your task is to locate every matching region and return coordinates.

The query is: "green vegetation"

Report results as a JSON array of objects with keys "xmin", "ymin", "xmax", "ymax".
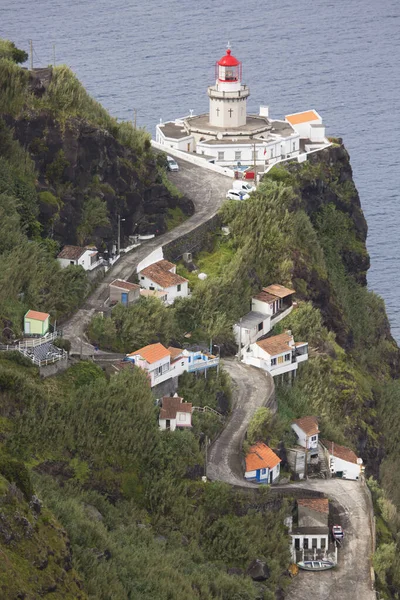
[
  {"xmin": 0, "ymin": 352, "xmax": 290, "ymax": 599},
  {"xmin": 166, "ymin": 205, "xmax": 187, "ymax": 230}
]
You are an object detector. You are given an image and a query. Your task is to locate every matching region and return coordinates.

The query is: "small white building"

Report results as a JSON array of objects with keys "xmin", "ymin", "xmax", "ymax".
[
  {"xmin": 242, "ymin": 331, "xmax": 308, "ymax": 377},
  {"xmin": 285, "ymin": 111, "xmax": 326, "ymax": 151},
  {"xmin": 57, "ymin": 245, "xmax": 101, "ymax": 271},
  {"xmin": 109, "ymin": 279, "xmax": 140, "ymax": 306},
  {"xmin": 244, "ymin": 442, "xmax": 281, "ymax": 484},
  {"xmin": 291, "ymin": 416, "xmax": 319, "ymax": 451},
  {"xmin": 321, "ymin": 439, "xmax": 363, "ymax": 480},
  {"xmin": 159, "ymin": 394, "xmax": 192, "ymax": 431},
  {"xmin": 291, "ymin": 498, "xmax": 330, "ymax": 560},
  {"xmin": 234, "ymin": 284, "xmax": 295, "ymax": 349},
  {"xmin": 138, "ymin": 259, "xmax": 189, "ymax": 304}
]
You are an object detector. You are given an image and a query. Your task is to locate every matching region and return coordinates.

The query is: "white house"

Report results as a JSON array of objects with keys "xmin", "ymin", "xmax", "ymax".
[
  {"xmin": 244, "ymin": 442, "xmax": 281, "ymax": 484},
  {"xmin": 291, "ymin": 416, "xmax": 319, "ymax": 451},
  {"xmin": 122, "ymin": 343, "xmax": 219, "ymax": 387},
  {"xmin": 242, "ymin": 331, "xmax": 308, "ymax": 377},
  {"xmin": 159, "ymin": 394, "xmax": 192, "ymax": 431},
  {"xmin": 320, "ymin": 439, "xmax": 363, "ymax": 480},
  {"xmin": 290, "ymin": 498, "xmax": 330, "ymax": 561},
  {"xmin": 155, "ymin": 47, "xmax": 329, "ymax": 169},
  {"xmin": 138, "ymin": 259, "xmax": 189, "ymax": 304},
  {"xmin": 57, "ymin": 245, "xmax": 101, "ymax": 271},
  {"xmin": 234, "ymin": 284, "xmax": 295, "ymax": 349}
]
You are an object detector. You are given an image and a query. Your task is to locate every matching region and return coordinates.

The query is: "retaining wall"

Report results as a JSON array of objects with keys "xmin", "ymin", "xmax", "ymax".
[
  {"xmin": 151, "ymin": 140, "xmax": 234, "ymax": 178},
  {"xmin": 163, "ymin": 214, "xmax": 222, "ymax": 262}
]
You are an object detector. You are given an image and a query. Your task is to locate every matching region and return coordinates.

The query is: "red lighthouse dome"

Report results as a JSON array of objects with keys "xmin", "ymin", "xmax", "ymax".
[
  {"xmin": 215, "ymin": 47, "xmax": 242, "ymax": 82},
  {"xmin": 217, "ymin": 48, "xmax": 240, "ymax": 67}
]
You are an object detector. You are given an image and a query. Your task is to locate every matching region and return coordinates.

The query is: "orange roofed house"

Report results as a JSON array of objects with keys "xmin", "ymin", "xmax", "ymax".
[
  {"xmin": 291, "ymin": 416, "xmax": 319, "ymax": 451},
  {"xmin": 242, "ymin": 331, "xmax": 308, "ymax": 379},
  {"xmin": 234, "ymin": 284, "xmax": 295, "ymax": 349},
  {"xmin": 244, "ymin": 442, "xmax": 281, "ymax": 484},
  {"xmin": 159, "ymin": 395, "xmax": 192, "ymax": 431},
  {"xmin": 138, "ymin": 259, "xmax": 189, "ymax": 304},
  {"xmin": 124, "ymin": 343, "xmax": 219, "ymax": 387},
  {"xmin": 290, "ymin": 498, "xmax": 330, "ymax": 561}
]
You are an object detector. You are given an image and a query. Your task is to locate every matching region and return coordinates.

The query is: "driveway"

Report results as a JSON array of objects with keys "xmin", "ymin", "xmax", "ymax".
[
  {"xmin": 62, "ymin": 158, "xmax": 231, "ymax": 355},
  {"xmin": 284, "ymin": 478, "xmax": 375, "ymax": 600},
  {"xmin": 207, "ymin": 359, "xmax": 276, "ymax": 487}
]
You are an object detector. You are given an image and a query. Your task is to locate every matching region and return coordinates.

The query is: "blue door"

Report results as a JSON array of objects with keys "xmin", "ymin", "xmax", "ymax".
[{"xmin": 121, "ymin": 292, "xmax": 128, "ymax": 306}]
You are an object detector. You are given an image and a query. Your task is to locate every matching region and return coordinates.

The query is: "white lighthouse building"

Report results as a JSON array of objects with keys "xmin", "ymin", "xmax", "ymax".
[{"xmin": 155, "ymin": 46, "xmax": 329, "ymax": 170}]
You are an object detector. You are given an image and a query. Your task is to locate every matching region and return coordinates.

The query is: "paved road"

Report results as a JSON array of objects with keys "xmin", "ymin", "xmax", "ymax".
[
  {"xmin": 63, "ymin": 159, "xmax": 231, "ymax": 355},
  {"xmin": 284, "ymin": 478, "xmax": 375, "ymax": 600},
  {"xmin": 207, "ymin": 359, "xmax": 276, "ymax": 487}
]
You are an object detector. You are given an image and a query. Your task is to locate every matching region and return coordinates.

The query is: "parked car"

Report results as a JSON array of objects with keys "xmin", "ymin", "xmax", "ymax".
[
  {"xmin": 232, "ymin": 180, "xmax": 256, "ymax": 193},
  {"xmin": 166, "ymin": 156, "xmax": 179, "ymax": 172},
  {"xmin": 226, "ymin": 189, "xmax": 250, "ymax": 201}
]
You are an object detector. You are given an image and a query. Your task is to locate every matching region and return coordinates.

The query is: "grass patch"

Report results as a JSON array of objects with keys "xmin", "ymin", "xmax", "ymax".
[{"xmin": 166, "ymin": 206, "xmax": 187, "ymax": 230}]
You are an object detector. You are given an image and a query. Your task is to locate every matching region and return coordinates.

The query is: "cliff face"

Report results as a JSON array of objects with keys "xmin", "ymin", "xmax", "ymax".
[
  {"xmin": 282, "ymin": 143, "xmax": 397, "ymax": 357},
  {"xmin": 6, "ymin": 112, "xmax": 193, "ymax": 247},
  {"xmin": 3, "ymin": 68, "xmax": 193, "ymax": 249}
]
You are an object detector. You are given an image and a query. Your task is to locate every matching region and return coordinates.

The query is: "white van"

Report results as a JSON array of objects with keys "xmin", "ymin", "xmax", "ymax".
[{"xmin": 232, "ymin": 180, "xmax": 256, "ymax": 193}]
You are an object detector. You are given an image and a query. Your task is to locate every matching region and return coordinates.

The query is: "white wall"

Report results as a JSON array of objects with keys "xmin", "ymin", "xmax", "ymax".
[
  {"xmin": 233, "ymin": 315, "xmax": 271, "ymax": 348},
  {"xmin": 138, "ymin": 274, "xmax": 189, "ymax": 304},
  {"xmin": 136, "ymin": 247, "xmax": 164, "ymax": 274},
  {"xmin": 291, "ymin": 424, "xmax": 318, "ymax": 449},
  {"xmin": 330, "ymin": 455, "xmax": 361, "ymax": 480},
  {"xmin": 151, "ymin": 140, "xmax": 235, "ymax": 177},
  {"xmin": 291, "ymin": 533, "xmax": 329, "ymax": 551}
]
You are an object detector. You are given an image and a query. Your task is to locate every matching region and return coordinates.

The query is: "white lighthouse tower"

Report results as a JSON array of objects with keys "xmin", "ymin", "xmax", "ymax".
[{"xmin": 208, "ymin": 46, "xmax": 250, "ymax": 128}]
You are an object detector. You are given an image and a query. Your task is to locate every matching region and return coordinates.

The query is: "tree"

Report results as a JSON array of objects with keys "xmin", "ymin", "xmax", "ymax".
[
  {"xmin": 0, "ymin": 39, "xmax": 28, "ymax": 64},
  {"xmin": 247, "ymin": 407, "xmax": 274, "ymax": 445},
  {"xmin": 77, "ymin": 196, "xmax": 110, "ymax": 244}
]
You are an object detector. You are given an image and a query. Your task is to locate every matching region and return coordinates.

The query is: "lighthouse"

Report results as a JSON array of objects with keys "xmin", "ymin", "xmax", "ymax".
[{"xmin": 208, "ymin": 47, "xmax": 250, "ymax": 128}]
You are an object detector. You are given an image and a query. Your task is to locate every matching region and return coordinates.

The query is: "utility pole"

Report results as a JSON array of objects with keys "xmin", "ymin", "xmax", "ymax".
[
  {"xmin": 238, "ymin": 317, "xmax": 242, "ymax": 361},
  {"xmin": 117, "ymin": 213, "xmax": 121, "ymax": 255},
  {"xmin": 29, "ymin": 39, "xmax": 33, "ymax": 71},
  {"xmin": 53, "ymin": 43, "xmax": 56, "ymax": 67},
  {"xmin": 253, "ymin": 141, "xmax": 257, "ymax": 185},
  {"xmin": 133, "ymin": 108, "xmax": 137, "ymax": 129},
  {"xmin": 205, "ymin": 435, "xmax": 208, "ymax": 478},
  {"xmin": 304, "ymin": 434, "xmax": 308, "ymax": 480}
]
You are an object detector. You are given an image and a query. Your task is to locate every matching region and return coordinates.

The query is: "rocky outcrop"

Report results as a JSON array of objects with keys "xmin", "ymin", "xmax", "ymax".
[
  {"xmin": 246, "ymin": 559, "xmax": 271, "ymax": 581},
  {"xmin": 4, "ymin": 110, "xmax": 194, "ymax": 248}
]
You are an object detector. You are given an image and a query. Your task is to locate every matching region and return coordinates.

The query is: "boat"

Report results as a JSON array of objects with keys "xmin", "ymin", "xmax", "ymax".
[
  {"xmin": 332, "ymin": 524, "xmax": 344, "ymax": 541},
  {"xmin": 297, "ymin": 560, "xmax": 336, "ymax": 571}
]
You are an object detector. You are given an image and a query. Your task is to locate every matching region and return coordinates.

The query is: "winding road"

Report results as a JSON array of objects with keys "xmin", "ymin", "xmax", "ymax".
[
  {"xmin": 207, "ymin": 359, "xmax": 275, "ymax": 487},
  {"xmin": 207, "ymin": 360, "xmax": 376, "ymax": 600},
  {"xmin": 63, "ymin": 160, "xmax": 230, "ymax": 355}
]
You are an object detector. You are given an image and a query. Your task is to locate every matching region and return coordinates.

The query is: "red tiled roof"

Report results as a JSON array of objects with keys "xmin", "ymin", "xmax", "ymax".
[
  {"xmin": 160, "ymin": 396, "xmax": 192, "ymax": 420},
  {"xmin": 321, "ymin": 440, "xmax": 360, "ymax": 465},
  {"xmin": 168, "ymin": 346, "xmax": 184, "ymax": 361},
  {"xmin": 110, "ymin": 279, "xmax": 140, "ymax": 291},
  {"xmin": 140, "ymin": 260, "xmax": 188, "ymax": 289},
  {"xmin": 245, "ymin": 442, "xmax": 281, "ymax": 471},
  {"xmin": 25, "ymin": 310, "xmax": 50, "ymax": 322},
  {"xmin": 256, "ymin": 332, "xmax": 293, "ymax": 356},
  {"xmin": 262, "ymin": 284, "xmax": 295, "ymax": 299},
  {"xmin": 128, "ymin": 343, "xmax": 170, "ymax": 364},
  {"xmin": 292, "ymin": 416, "xmax": 319, "ymax": 436},
  {"xmin": 57, "ymin": 245, "xmax": 87, "ymax": 260},
  {"xmin": 297, "ymin": 498, "xmax": 329, "ymax": 514}
]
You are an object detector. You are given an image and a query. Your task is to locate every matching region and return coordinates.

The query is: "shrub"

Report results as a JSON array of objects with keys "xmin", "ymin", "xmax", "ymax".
[{"xmin": 0, "ymin": 457, "xmax": 33, "ymax": 500}]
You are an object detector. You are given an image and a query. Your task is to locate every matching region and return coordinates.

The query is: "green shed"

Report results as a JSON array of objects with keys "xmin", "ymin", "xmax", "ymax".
[{"xmin": 24, "ymin": 310, "xmax": 50, "ymax": 337}]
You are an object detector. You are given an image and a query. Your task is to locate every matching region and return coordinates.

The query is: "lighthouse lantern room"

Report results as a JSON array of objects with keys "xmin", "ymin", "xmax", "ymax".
[{"xmin": 208, "ymin": 46, "xmax": 250, "ymax": 128}]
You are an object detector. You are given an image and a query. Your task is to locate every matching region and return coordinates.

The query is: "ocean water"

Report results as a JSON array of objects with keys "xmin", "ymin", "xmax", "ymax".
[{"xmin": 2, "ymin": 0, "xmax": 400, "ymax": 338}]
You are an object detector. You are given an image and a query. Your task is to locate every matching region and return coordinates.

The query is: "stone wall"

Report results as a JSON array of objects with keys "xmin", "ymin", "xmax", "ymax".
[
  {"xmin": 39, "ymin": 357, "xmax": 69, "ymax": 378},
  {"xmin": 163, "ymin": 214, "xmax": 221, "ymax": 262}
]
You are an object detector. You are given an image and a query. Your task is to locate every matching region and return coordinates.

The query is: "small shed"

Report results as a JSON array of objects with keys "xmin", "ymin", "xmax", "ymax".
[
  {"xmin": 109, "ymin": 279, "xmax": 140, "ymax": 306},
  {"xmin": 24, "ymin": 310, "xmax": 50, "ymax": 337}
]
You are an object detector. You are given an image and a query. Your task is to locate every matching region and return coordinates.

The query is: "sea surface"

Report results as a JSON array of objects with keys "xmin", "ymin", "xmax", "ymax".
[{"xmin": 2, "ymin": 0, "xmax": 400, "ymax": 339}]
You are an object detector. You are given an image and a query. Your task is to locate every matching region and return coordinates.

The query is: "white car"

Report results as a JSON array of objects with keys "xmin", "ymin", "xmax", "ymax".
[
  {"xmin": 166, "ymin": 156, "xmax": 179, "ymax": 172},
  {"xmin": 226, "ymin": 189, "xmax": 250, "ymax": 201}
]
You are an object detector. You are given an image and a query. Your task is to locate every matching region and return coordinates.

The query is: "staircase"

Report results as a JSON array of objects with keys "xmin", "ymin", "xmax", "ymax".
[
  {"xmin": 192, "ymin": 406, "xmax": 224, "ymax": 421},
  {"xmin": 318, "ymin": 442, "xmax": 331, "ymax": 479}
]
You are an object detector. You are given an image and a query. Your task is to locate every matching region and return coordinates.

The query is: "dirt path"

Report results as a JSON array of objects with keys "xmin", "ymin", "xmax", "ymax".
[
  {"xmin": 207, "ymin": 359, "xmax": 276, "ymax": 487},
  {"xmin": 62, "ymin": 160, "xmax": 231, "ymax": 355}
]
